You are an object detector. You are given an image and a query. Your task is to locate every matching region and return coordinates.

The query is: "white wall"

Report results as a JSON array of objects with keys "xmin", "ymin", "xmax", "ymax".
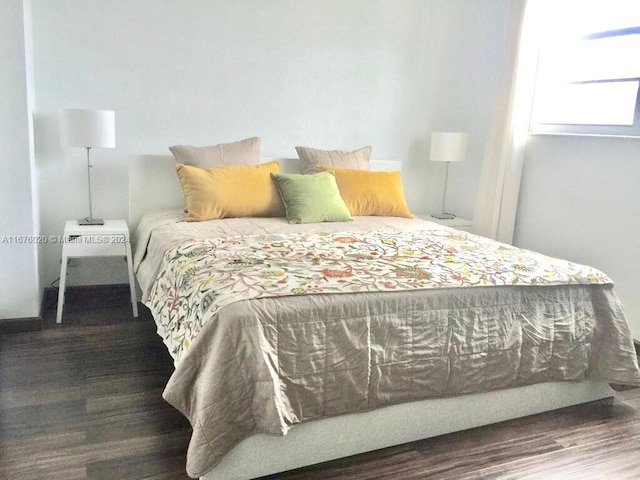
[
  {"xmin": 515, "ymin": 135, "xmax": 640, "ymax": 337},
  {"xmin": 30, "ymin": 0, "xmax": 512, "ymax": 288},
  {"xmin": 0, "ymin": 0, "xmax": 40, "ymax": 319},
  {"xmin": 426, "ymin": 0, "xmax": 514, "ymax": 221}
]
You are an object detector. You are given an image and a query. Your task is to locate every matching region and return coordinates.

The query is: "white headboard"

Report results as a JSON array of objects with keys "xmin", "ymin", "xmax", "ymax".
[{"xmin": 128, "ymin": 155, "xmax": 401, "ymax": 230}]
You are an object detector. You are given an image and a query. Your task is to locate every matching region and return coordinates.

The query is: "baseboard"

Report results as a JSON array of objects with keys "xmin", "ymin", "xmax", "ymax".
[
  {"xmin": 0, "ymin": 316, "xmax": 42, "ymax": 334},
  {"xmin": 41, "ymin": 285, "xmax": 59, "ymax": 312},
  {"xmin": 41, "ymin": 283, "xmax": 137, "ymax": 319},
  {"xmin": 41, "ymin": 283, "xmax": 133, "ymax": 306}
]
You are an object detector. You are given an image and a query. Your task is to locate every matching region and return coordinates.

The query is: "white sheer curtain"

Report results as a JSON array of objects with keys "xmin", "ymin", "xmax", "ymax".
[{"xmin": 472, "ymin": 0, "xmax": 538, "ymax": 243}]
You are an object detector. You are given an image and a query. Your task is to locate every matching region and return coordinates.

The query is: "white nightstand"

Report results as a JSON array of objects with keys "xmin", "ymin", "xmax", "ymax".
[
  {"xmin": 416, "ymin": 215, "xmax": 474, "ymax": 233},
  {"xmin": 56, "ymin": 220, "xmax": 138, "ymax": 323}
]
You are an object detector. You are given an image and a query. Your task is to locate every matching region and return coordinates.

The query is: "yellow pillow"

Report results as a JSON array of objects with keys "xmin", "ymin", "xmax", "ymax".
[
  {"xmin": 316, "ymin": 165, "xmax": 413, "ymax": 218},
  {"xmin": 176, "ymin": 161, "xmax": 285, "ymax": 221}
]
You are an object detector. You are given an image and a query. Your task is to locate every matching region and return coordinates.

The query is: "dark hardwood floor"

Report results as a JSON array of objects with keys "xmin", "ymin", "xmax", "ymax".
[{"xmin": 1, "ymin": 284, "xmax": 640, "ymax": 479}]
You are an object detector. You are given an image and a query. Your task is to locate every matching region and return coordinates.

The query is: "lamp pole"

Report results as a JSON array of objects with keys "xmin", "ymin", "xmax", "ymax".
[{"xmin": 78, "ymin": 145, "xmax": 103, "ymax": 225}]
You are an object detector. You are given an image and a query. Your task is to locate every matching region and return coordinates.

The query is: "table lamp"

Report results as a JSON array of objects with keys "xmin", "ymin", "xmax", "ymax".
[
  {"xmin": 429, "ymin": 132, "xmax": 468, "ymax": 220},
  {"xmin": 59, "ymin": 108, "xmax": 115, "ymax": 226}
]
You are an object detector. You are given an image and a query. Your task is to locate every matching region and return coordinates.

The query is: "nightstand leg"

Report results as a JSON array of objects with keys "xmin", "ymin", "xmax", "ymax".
[
  {"xmin": 56, "ymin": 253, "xmax": 68, "ymax": 324},
  {"xmin": 125, "ymin": 241, "xmax": 138, "ymax": 318}
]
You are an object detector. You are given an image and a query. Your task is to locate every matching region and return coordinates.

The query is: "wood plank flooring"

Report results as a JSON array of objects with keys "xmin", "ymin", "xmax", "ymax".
[{"xmin": 1, "ymin": 284, "xmax": 639, "ymax": 479}]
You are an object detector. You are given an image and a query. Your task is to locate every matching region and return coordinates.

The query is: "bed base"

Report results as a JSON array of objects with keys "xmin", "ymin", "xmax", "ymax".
[{"xmin": 201, "ymin": 380, "xmax": 612, "ymax": 479}]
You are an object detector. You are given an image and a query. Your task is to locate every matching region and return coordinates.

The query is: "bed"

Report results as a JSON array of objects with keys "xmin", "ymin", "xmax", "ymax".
[{"xmin": 129, "ymin": 154, "xmax": 640, "ymax": 480}]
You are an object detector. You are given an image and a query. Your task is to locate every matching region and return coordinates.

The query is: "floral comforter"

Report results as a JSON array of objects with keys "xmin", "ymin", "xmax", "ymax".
[
  {"xmin": 148, "ymin": 228, "xmax": 610, "ymax": 364},
  {"xmin": 137, "ymin": 215, "xmax": 640, "ymax": 478}
]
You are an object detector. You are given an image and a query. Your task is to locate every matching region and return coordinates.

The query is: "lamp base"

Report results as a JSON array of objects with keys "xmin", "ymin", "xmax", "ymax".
[
  {"xmin": 78, "ymin": 217, "xmax": 104, "ymax": 226},
  {"xmin": 431, "ymin": 212, "xmax": 456, "ymax": 220}
]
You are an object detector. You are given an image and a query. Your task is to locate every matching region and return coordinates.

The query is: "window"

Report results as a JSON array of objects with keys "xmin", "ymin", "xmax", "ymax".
[{"xmin": 529, "ymin": 1, "xmax": 640, "ymax": 136}]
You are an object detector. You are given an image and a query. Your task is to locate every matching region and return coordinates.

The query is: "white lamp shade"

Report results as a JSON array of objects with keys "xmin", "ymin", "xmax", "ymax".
[
  {"xmin": 429, "ymin": 132, "xmax": 468, "ymax": 163},
  {"xmin": 59, "ymin": 109, "xmax": 116, "ymax": 148}
]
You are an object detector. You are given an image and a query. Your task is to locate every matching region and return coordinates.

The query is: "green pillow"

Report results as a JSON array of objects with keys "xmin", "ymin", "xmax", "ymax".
[{"xmin": 271, "ymin": 171, "xmax": 353, "ymax": 224}]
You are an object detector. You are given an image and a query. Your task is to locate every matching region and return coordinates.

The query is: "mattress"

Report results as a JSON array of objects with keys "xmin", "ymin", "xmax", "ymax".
[{"xmin": 133, "ymin": 211, "xmax": 640, "ymax": 478}]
